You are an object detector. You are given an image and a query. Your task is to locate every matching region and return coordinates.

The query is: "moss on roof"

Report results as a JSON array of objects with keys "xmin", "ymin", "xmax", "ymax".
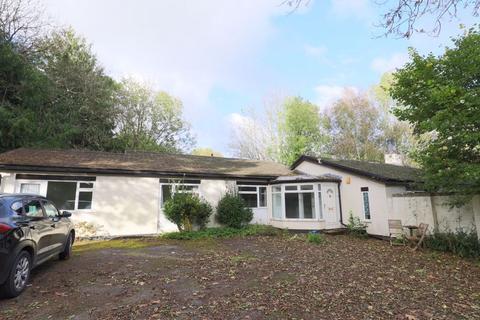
[{"xmin": 0, "ymin": 148, "xmax": 293, "ymax": 179}]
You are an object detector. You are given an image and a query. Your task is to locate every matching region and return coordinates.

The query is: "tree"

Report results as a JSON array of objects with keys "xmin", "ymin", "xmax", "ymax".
[
  {"xmin": 391, "ymin": 29, "xmax": 480, "ymax": 204},
  {"xmin": 378, "ymin": 0, "xmax": 480, "ymax": 38},
  {"xmin": 279, "ymin": 96, "xmax": 328, "ymax": 165},
  {"xmin": 325, "ymin": 90, "xmax": 385, "ymax": 161},
  {"xmin": 282, "ymin": 0, "xmax": 479, "ymax": 38},
  {"xmin": 0, "ymin": 0, "xmax": 47, "ymax": 53},
  {"xmin": 229, "ymin": 96, "xmax": 284, "ymax": 161},
  {"xmin": 36, "ymin": 28, "xmax": 118, "ymax": 150},
  {"xmin": 192, "ymin": 148, "xmax": 223, "ymax": 157},
  {"xmin": 0, "ymin": 40, "xmax": 50, "ymax": 152},
  {"xmin": 114, "ymin": 78, "xmax": 195, "ymax": 153}
]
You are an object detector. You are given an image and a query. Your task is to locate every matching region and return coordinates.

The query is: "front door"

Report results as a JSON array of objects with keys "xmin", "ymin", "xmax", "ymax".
[{"xmin": 322, "ymin": 183, "xmax": 339, "ymax": 229}]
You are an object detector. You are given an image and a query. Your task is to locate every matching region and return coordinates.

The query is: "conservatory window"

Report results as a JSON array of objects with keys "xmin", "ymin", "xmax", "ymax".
[{"xmin": 284, "ymin": 184, "xmax": 316, "ymax": 219}]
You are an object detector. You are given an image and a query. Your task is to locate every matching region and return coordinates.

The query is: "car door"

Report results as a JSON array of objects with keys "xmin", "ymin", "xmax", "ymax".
[
  {"xmin": 41, "ymin": 200, "xmax": 69, "ymax": 254},
  {"xmin": 22, "ymin": 198, "xmax": 56, "ymax": 263}
]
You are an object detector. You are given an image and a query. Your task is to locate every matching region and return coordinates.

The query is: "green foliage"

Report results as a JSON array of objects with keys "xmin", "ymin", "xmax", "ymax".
[
  {"xmin": 391, "ymin": 29, "xmax": 480, "ymax": 204},
  {"xmin": 424, "ymin": 230, "xmax": 480, "ymax": 259},
  {"xmin": 36, "ymin": 28, "xmax": 119, "ymax": 150},
  {"xmin": 306, "ymin": 232, "xmax": 325, "ymax": 245},
  {"xmin": 215, "ymin": 193, "xmax": 253, "ymax": 228},
  {"xmin": 346, "ymin": 211, "xmax": 368, "ymax": 238},
  {"xmin": 279, "ymin": 96, "xmax": 328, "ymax": 165},
  {"xmin": 113, "ymin": 78, "xmax": 195, "ymax": 153},
  {"xmin": 161, "ymin": 225, "xmax": 280, "ymax": 240},
  {"xmin": 163, "ymin": 193, "xmax": 213, "ymax": 232}
]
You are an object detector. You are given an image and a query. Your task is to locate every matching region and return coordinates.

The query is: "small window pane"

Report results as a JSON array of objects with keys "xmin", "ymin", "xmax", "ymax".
[
  {"xmin": 238, "ymin": 186, "xmax": 257, "ymax": 192},
  {"xmin": 78, "ymin": 192, "xmax": 93, "ymax": 210},
  {"xmin": 285, "ymin": 185, "xmax": 297, "ymax": 191},
  {"xmin": 239, "ymin": 193, "xmax": 258, "ymax": 208},
  {"xmin": 285, "ymin": 193, "xmax": 299, "ymax": 218},
  {"xmin": 177, "ymin": 185, "xmax": 198, "ymax": 193},
  {"xmin": 272, "ymin": 193, "xmax": 282, "ymax": 219},
  {"xmin": 47, "ymin": 182, "xmax": 76, "ymax": 210},
  {"xmin": 300, "ymin": 185, "xmax": 313, "ymax": 191},
  {"xmin": 80, "ymin": 182, "xmax": 94, "ymax": 189},
  {"xmin": 43, "ymin": 201, "xmax": 59, "ymax": 217},
  {"xmin": 318, "ymin": 192, "xmax": 323, "ymax": 219},
  {"xmin": 20, "ymin": 183, "xmax": 40, "ymax": 194},
  {"xmin": 11, "ymin": 201, "xmax": 24, "ymax": 216},
  {"xmin": 259, "ymin": 187, "xmax": 267, "ymax": 207},
  {"xmin": 363, "ymin": 192, "xmax": 371, "ymax": 220},
  {"xmin": 302, "ymin": 192, "xmax": 315, "ymax": 219},
  {"xmin": 161, "ymin": 185, "xmax": 172, "ymax": 206},
  {"xmin": 24, "ymin": 200, "xmax": 44, "ymax": 218},
  {"xmin": 272, "ymin": 186, "xmax": 281, "ymax": 193}
]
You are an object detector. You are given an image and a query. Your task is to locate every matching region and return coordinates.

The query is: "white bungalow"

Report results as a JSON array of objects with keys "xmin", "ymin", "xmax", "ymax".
[{"xmin": 0, "ymin": 148, "xmax": 478, "ymax": 238}]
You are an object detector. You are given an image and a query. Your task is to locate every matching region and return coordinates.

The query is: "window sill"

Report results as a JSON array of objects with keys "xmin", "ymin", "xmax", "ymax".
[{"xmin": 271, "ymin": 218, "xmax": 324, "ymax": 222}]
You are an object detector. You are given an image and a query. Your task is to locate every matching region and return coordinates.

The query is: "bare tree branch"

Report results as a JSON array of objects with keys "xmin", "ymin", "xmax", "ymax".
[{"xmin": 0, "ymin": 0, "xmax": 48, "ymax": 52}]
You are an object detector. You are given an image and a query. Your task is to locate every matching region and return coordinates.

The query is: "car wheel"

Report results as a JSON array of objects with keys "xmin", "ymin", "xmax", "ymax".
[
  {"xmin": 0, "ymin": 250, "xmax": 31, "ymax": 298},
  {"xmin": 59, "ymin": 233, "xmax": 73, "ymax": 260}
]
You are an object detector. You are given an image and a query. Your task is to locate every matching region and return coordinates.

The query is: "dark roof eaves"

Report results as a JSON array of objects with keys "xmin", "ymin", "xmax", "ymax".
[
  {"xmin": 319, "ymin": 160, "xmax": 415, "ymax": 185},
  {"xmin": 0, "ymin": 164, "xmax": 280, "ymax": 181}
]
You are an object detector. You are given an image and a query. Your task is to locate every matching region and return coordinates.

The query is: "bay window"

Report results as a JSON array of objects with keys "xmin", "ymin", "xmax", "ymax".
[{"xmin": 271, "ymin": 184, "xmax": 323, "ymax": 220}]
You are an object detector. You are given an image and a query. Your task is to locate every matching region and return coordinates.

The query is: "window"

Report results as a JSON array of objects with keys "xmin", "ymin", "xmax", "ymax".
[
  {"xmin": 46, "ymin": 181, "xmax": 94, "ymax": 211},
  {"xmin": 20, "ymin": 183, "xmax": 40, "ymax": 194},
  {"xmin": 272, "ymin": 185, "xmax": 282, "ymax": 219},
  {"xmin": 23, "ymin": 200, "xmax": 44, "ymax": 218},
  {"xmin": 42, "ymin": 201, "xmax": 59, "ymax": 218},
  {"xmin": 237, "ymin": 184, "xmax": 267, "ymax": 208},
  {"xmin": 160, "ymin": 179, "xmax": 200, "ymax": 207},
  {"xmin": 317, "ymin": 184, "xmax": 323, "ymax": 219},
  {"xmin": 361, "ymin": 187, "xmax": 371, "ymax": 220},
  {"xmin": 11, "ymin": 201, "xmax": 24, "ymax": 216},
  {"xmin": 284, "ymin": 184, "xmax": 316, "ymax": 219}
]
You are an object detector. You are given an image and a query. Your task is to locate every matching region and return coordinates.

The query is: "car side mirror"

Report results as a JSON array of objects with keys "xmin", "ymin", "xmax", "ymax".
[{"xmin": 60, "ymin": 211, "xmax": 72, "ymax": 218}]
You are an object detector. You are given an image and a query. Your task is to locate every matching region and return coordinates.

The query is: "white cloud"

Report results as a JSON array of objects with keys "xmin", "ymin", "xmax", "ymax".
[
  {"xmin": 314, "ymin": 85, "xmax": 359, "ymax": 109},
  {"xmin": 304, "ymin": 44, "xmax": 328, "ymax": 58},
  {"xmin": 371, "ymin": 52, "xmax": 409, "ymax": 73},
  {"xmin": 42, "ymin": 0, "xmax": 280, "ymax": 151}
]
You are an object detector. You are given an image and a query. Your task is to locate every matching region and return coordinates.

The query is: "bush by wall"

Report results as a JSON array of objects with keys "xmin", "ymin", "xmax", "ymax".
[
  {"xmin": 346, "ymin": 211, "xmax": 368, "ymax": 238},
  {"xmin": 216, "ymin": 193, "xmax": 253, "ymax": 229},
  {"xmin": 424, "ymin": 230, "xmax": 480, "ymax": 259},
  {"xmin": 163, "ymin": 193, "xmax": 213, "ymax": 231}
]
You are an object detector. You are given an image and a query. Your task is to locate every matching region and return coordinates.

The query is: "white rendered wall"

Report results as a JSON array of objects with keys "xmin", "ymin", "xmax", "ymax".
[{"xmin": 295, "ymin": 161, "xmax": 390, "ymax": 236}]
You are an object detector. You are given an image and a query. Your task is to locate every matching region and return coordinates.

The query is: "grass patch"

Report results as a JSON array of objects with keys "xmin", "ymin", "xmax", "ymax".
[
  {"xmin": 161, "ymin": 225, "xmax": 281, "ymax": 240},
  {"xmin": 74, "ymin": 238, "xmax": 165, "ymax": 253},
  {"xmin": 306, "ymin": 232, "xmax": 326, "ymax": 245}
]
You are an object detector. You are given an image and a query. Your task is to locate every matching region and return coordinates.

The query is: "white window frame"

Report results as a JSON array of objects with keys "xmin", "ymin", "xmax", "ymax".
[
  {"xmin": 362, "ymin": 190, "xmax": 371, "ymax": 221},
  {"xmin": 160, "ymin": 179, "xmax": 201, "ymax": 207},
  {"xmin": 237, "ymin": 185, "xmax": 267, "ymax": 208},
  {"xmin": 15, "ymin": 179, "xmax": 95, "ymax": 211},
  {"xmin": 271, "ymin": 183, "xmax": 323, "ymax": 221}
]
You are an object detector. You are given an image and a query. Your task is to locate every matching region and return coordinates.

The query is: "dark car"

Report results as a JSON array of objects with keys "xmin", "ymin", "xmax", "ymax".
[{"xmin": 0, "ymin": 194, "xmax": 75, "ymax": 298}]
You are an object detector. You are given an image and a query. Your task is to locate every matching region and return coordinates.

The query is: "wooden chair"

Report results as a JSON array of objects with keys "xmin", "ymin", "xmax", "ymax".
[
  {"xmin": 388, "ymin": 219, "xmax": 406, "ymax": 246},
  {"xmin": 409, "ymin": 223, "xmax": 429, "ymax": 251}
]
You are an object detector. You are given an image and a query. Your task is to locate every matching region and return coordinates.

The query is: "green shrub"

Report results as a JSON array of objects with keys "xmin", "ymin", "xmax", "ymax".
[
  {"xmin": 162, "ymin": 225, "xmax": 280, "ymax": 240},
  {"xmin": 307, "ymin": 232, "xmax": 325, "ymax": 245},
  {"xmin": 346, "ymin": 211, "xmax": 368, "ymax": 238},
  {"xmin": 163, "ymin": 193, "xmax": 213, "ymax": 231},
  {"xmin": 216, "ymin": 193, "xmax": 253, "ymax": 228},
  {"xmin": 424, "ymin": 230, "xmax": 480, "ymax": 259}
]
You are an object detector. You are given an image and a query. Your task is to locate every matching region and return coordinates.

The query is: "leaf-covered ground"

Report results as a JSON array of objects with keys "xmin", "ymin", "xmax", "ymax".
[{"xmin": 1, "ymin": 234, "xmax": 479, "ymax": 320}]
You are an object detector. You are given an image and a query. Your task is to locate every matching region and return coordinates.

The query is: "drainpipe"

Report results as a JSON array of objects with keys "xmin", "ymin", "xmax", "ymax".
[{"xmin": 338, "ymin": 182, "xmax": 347, "ymax": 227}]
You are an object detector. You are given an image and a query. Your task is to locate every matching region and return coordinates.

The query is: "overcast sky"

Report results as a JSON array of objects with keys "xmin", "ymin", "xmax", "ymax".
[{"xmin": 43, "ymin": 0, "xmax": 472, "ymax": 155}]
